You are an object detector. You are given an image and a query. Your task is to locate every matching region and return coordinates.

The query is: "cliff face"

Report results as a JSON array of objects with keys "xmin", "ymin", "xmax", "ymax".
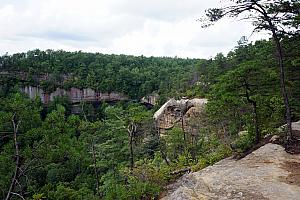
[
  {"xmin": 161, "ymin": 142, "xmax": 300, "ymax": 200},
  {"xmin": 20, "ymin": 86, "xmax": 128, "ymax": 104},
  {"xmin": 154, "ymin": 98, "xmax": 207, "ymax": 133}
]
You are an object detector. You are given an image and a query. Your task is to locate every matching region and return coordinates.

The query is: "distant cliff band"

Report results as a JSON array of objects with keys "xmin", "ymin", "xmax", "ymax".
[{"xmin": 21, "ymin": 86, "xmax": 128, "ymax": 104}]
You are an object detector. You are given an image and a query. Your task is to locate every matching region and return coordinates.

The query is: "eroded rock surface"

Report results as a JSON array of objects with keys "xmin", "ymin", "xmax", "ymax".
[
  {"xmin": 162, "ymin": 143, "xmax": 300, "ymax": 200},
  {"xmin": 20, "ymin": 86, "xmax": 128, "ymax": 104},
  {"xmin": 154, "ymin": 98, "xmax": 207, "ymax": 133},
  {"xmin": 141, "ymin": 93, "xmax": 159, "ymax": 106}
]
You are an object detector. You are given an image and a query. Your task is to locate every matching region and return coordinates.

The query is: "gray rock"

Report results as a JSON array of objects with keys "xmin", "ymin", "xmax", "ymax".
[{"xmin": 161, "ymin": 143, "xmax": 300, "ymax": 200}]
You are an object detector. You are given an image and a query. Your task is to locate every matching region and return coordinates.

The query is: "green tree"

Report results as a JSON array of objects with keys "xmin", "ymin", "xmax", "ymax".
[
  {"xmin": 0, "ymin": 93, "xmax": 41, "ymax": 199},
  {"xmin": 202, "ymin": 0, "xmax": 300, "ymax": 143}
]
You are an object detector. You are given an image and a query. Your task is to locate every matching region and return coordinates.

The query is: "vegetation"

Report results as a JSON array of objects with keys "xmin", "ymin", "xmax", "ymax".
[
  {"xmin": 202, "ymin": 0, "xmax": 300, "ymax": 144},
  {"xmin": 1, "ymin": 35, "xmax": 299, "ymax": 199},
  {"xmin": 0, "ymin": 1, "xmax": 299, "ymax": 199},
  {"xmin": 0, "ymin": 50, "xmax": 200, "ymax": 100}
]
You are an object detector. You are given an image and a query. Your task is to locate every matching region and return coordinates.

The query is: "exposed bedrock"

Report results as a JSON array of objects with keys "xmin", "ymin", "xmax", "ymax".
[{"xmin": 153, "ymin": 98, "xmax": 207, "ymax": 133}]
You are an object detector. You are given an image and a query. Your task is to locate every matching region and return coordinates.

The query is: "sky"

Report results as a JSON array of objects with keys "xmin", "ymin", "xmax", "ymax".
[{"xmin": 0, "ymin": 0, "xmax": 270, "ymax": 58}]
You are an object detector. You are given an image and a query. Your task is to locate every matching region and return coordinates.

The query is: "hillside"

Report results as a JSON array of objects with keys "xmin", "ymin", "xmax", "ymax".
[
  {"xmin": 1, "ymin": 30, "xmax": 299, "ymax": 200},
  {"xmin": 162, "ymin": 122, "xmax": 300, "ymax": 200},
  {"xmin": 0, "ymin": 50, "xmax": 200, "ymax": 100}
]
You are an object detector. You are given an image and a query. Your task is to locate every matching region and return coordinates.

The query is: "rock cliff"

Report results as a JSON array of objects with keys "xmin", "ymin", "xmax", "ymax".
[
  {"xmin": 154, "ymin": 98, "xmax": 207, "ymax": 133},
  {"xmin": 161, "ymin": 122, "xmax": 300, "ymax": 200},
  {"xmin": 20, "ymin": 86, "xmax": 128, "ymax": 104}
]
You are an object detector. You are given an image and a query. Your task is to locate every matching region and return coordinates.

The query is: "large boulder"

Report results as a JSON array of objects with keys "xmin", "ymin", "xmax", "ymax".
[{"xmin": 154, "ymin": 98, "xmax": 207, "ymax": 133}]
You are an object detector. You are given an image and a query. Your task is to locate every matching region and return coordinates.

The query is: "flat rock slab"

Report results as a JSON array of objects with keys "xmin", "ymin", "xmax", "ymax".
[{"xmin": 162, "ymin": 143, "xmax": 300, "ymax": 200}]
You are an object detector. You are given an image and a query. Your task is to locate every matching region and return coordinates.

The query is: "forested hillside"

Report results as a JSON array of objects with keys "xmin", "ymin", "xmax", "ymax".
[
  {"xmin": 0, "ymin": 0, "xmax": 299, "ymax": 199},
  {"xmin": 1, "ymin": 34, "xmax": 299, "ymax": 199},
  {"xmin": 0, "ymin": 50, "xmax": 200, "ymax": 100}
]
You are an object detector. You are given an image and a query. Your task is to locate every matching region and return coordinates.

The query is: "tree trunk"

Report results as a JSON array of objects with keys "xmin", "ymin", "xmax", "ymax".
[
  {"xmin": 253, "ymin": 102, "xmax": 260, "ymax": 144},
  {"xmin": 160, "ymin": 150, "xmax": 170, "ymax": 166},
  {"xmin": 156, "ymin": 121, "xmax": 170, "ymax": 166},
  {"xmin": 129, "ymin": 133, "xmax": 134, "ymax": 170},
  {"xmin": 244, "ymin": 79, "xmax": 260, "ymax": 144},
  {"xmin": 271, "ymin": 29, "xmax": 293, "ymax": 142},
  {"xmin": 181, "ymin": 116, "xmax": 186, "ymax": 143},
  {"xmin": 127, "ymin": 123, "xmax": 136, "ymax": 171},
  {"xmin": 5, "ymin": 114, "xmax": 21, "ymax": 200}
]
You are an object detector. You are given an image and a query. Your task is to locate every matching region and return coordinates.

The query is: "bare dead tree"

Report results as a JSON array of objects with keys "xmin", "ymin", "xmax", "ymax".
[
  {"xmin": 5, "ymin": 113, "xmax": 22, "ymax": 200},
  {"xmin": 127, "ymin": 123, "xmax": 137, "ymax": 171}
]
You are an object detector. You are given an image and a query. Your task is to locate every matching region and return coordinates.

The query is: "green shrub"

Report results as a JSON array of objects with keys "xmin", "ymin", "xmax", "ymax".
[
  {"xmin": 205, "ymin": 144, "xmax": 232, "ymax": 165},
  {"xmin": 232, "ymin": 132, "xmax": 255, "ymax": 153},
  {"xmin": 191, "ymin": 157, "xmax": 208, "ymax": 172}
]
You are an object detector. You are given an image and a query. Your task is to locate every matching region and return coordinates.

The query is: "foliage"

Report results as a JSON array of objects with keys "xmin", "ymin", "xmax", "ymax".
[
  {"xmin": 0, "ymin": 24, "xmax": 299, "ymax": 199},
  {"xmin": 0, "ymin": 50, "xmax": 200, "ymax": 100},
  {"xmin": 202, "ymin": 0, "xmax": 300, "ymax": 143},
  {"xmin": 232, "ymin": 132, "xmax": 255, "ymax": 153}
]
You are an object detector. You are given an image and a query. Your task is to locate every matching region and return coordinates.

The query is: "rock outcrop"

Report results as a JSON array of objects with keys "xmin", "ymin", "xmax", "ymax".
[
  {"xmin": 20, "ymin": 86, "xmax": 128, "ymax": 104},
  {"xmin": 141, "ymin": 93, "xmax": 159, "ymax": 106},
  {"xmin": 161, "ymin": 142, "xmax": 300, "ymax": 200},
  {"xmin": 154, "ymin": 98, "xmax": 207, "ymax": 133}
]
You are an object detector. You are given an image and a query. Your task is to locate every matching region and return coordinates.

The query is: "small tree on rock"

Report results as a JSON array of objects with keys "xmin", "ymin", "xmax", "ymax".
[{"xmin": 201, "ymin": 0, "xmax": 300, "ymax": 143}]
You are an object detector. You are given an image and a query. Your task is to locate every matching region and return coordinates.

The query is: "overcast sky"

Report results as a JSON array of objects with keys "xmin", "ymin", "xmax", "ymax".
[{"xmin": 0, "ymin": 0, "xmax": 269, "ymax": 58}]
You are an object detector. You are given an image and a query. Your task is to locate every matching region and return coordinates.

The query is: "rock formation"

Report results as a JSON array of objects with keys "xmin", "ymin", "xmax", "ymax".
[
  {"xmin": 141, "ymin": 93, "xmax": 159, "ymax": 106},
  {"xmin": 20, "ymin": 86, "xmax": 128, "ymax": 104},
  {"xmin": 162, "ymin": 143, "xmax": 300, "ymax": 200},
  {"xmin": 161, "ymin": 122, "xmax": 300, "ymax": 200},
  {"xmin": 154, "ymin": 98, "xmax": 207, "ymax": 134}
]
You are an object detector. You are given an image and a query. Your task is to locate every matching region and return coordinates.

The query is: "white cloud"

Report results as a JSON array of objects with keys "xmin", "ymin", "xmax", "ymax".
[{"xmin": 0, "ymin": 0, "xmax": 268, "ymax": 58}]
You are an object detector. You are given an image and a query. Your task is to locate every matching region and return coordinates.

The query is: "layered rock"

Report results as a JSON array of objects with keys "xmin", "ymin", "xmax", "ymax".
[
  {"xmin": 20, "ymin": 86, "xmax": 128, "ymax": 104},
  {"xmin": 154, "ymin": 98, "xmax": 207, "ymax": 133},
  {"xmin": 141, "ymin": 93, "xmax": 159, "ymax": 106}
]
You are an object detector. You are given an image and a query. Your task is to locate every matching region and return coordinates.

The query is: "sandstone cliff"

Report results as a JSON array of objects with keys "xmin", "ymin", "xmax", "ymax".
[
  {"xmin": 20, "ymin": 86, "xmax": 128, "ymax": 104},
  {"xmin": 154, "ymin": 98, "xmax": 207, "ymax": 133}
]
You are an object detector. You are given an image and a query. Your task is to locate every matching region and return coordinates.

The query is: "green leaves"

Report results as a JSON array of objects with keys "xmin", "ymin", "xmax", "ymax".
[{"xmin": 1, "ymin": 50, "xmax": 199, "ymax": 100}]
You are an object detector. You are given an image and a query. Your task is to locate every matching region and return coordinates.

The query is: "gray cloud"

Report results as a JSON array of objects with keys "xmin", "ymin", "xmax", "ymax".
[
  {"xmin": 0, "ymin": 0, "xmax": 267, "ymax": 58},
  {"xmin": 109, "ymin": 0, "xmax": 218, "ymax": 22},
  {"xmin": 21, "ymin": 31, "xmax": 95, "ymax": 42}
]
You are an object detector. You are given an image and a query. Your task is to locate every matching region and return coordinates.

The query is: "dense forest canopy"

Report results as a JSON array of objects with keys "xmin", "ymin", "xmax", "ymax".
[
  {"xmin": 1, "ymin": 35, "xmax": 299, "ymax": 199},
  {"xmin": 0, "ymin": 50, "xmax": 201, "ymax": 100},
  {"xmin": 0, "ymin": 1, "xmax": 300, "ymax": 197}
]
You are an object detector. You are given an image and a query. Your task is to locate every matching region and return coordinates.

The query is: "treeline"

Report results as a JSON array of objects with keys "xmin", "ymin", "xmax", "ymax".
[
  {"xmin": 0, "ymin": 50, "xmax": 200, "ymax": 100},
  {"xmin": 194, "ymin": 37, "xmax": 300, "ymax": 150},
  {"xmin": 1, "ymin": 35, "xmax": 300, "ymax": 200}
]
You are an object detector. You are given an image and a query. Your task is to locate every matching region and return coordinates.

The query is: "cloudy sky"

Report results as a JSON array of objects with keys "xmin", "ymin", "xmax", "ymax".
[{"xmin": 0, "ymin": 0, "xmax": 269, "ymax": 58}]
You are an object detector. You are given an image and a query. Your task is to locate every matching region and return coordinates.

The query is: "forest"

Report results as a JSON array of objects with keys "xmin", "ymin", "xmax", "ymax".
[
  {"xmin": 0, "ymin": 0, "xmax": 299, "ymax": 199},
  {"xmin": 0, "ymin": 50, "xmax": 200, "ymax": 101}
]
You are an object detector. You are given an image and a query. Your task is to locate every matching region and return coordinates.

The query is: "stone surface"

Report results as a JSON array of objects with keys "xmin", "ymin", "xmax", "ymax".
[
  {"xmin": 154, "ymin": 98, "xmax": 207, "ymax": 133},
  {"xmin": 162, "ymin": 142, "xmax": 300, "ymax": 200},
  {"xmin": 141, "ymin": 93, "xmax": 159, "ymax": 106},
  {"xmin": 20, "ymin": 86, "xmax": 128, "ymax": 104}
]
